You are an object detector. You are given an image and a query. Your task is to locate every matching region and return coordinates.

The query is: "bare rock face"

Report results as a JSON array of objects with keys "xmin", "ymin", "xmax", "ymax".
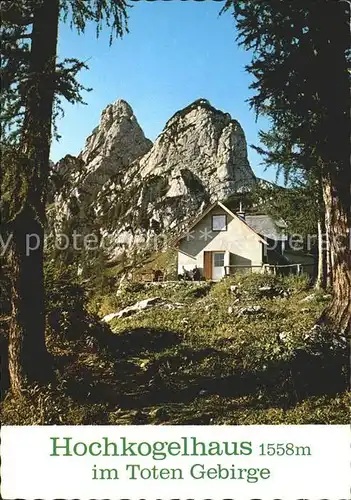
[
  {"xmin": 50, "ymin": 99, "xmax": 152, "ymax": 244},
  {"xmin": 79, "ymin": 99, "xmax": 153, "ymax": 186},
  {"xmin": 50, "ymin": 98, "xmax": 256, "ymax": 262},
  {"xmin": 139, "ymin": 99, "xmax": 255, "ymax": 198}
]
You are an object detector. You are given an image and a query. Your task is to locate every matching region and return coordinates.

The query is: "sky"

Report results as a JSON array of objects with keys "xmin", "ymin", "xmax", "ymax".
[{"xmin": 52, "ymin": 1, "xmax": 275, "ymax": 182}]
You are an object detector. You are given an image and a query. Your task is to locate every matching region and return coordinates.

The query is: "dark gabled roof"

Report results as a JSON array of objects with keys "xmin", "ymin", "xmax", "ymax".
[{"xmin": 245, "ymin": 215, "xmax": 287, "ymax": 241}]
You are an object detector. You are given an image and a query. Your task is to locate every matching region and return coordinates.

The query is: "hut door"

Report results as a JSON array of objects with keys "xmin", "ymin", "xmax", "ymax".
[
  {"xmin": 203, "ymin": 251, "xmax": 212, "ymax": 280},
  {"xmin": 212, "ymin": 252, "xmax": 225, "ymax": 281}
]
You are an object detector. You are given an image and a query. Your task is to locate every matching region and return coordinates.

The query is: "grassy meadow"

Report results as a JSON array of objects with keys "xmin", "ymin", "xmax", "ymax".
[{"xmin": 1, "ymin": 258, "xmax": 348, "ymax": 425}]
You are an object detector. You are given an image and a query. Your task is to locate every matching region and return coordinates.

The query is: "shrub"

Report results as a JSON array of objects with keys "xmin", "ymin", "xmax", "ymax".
[
  {"xmin": 45, "ymin": 266, "xmax": 87, "ymax": 340},
  {"xmin": 283, "ymin": 272, "xmax": 311, "ymax": 292},
  {"xmin": 45, "ymin": 262, "xmax": 111, "ymax": 344}
]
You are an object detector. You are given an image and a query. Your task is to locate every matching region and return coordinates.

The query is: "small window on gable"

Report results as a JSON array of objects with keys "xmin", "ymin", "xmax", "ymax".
[{"xmin": 212, "ymin": 214, "xmax": 227, "ymax": 231}]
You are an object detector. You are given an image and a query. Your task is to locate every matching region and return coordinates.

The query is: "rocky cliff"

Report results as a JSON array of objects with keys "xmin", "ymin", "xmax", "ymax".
[{"xmin": 50, "ymin": 98, "xmax": 256, "ymax": 262}]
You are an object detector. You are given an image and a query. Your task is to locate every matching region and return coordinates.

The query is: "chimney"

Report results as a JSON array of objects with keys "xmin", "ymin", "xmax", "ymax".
[{"xmin": 237, "ymin": 201, "xmax": 246, "ymax": 220}]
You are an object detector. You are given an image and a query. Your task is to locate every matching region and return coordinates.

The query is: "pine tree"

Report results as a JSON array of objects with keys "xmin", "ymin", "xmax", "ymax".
[
  {"xmin": 225, "ymin": 0, "xmax": 350, "ymax": 332},
  {"xmin": 1, "ymin": 0, "xmax": 129, "ymax": 394}
]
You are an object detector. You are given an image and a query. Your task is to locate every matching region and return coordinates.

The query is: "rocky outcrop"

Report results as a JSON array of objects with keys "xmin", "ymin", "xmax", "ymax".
[
  {"xmin": 79, "ymin": 100, "xmax": 153, "ymax": 187},
  {"xmin": 50, "ymin": 100, "xmax": 152, "ymax": 237},
  {"xmin": 138, "ymin": 99, "xmax": 255, "ymax": 198},
  {"xmin": 50, "ymin": 98, "xmax": 256, "ymax": 262},
  {"xmin": 102, "ymin": 297, "xmax": 184, "ymax": 322}
]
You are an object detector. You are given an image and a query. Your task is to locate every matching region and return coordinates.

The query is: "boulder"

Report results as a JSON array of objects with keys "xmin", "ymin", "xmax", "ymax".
[
  {"xmin": 102, "ymin": 297, "xmax": 184, "ymax": 322},
  {"xmin": 237, "ymin": 305, "xmax": 262, "ymax": 317}
]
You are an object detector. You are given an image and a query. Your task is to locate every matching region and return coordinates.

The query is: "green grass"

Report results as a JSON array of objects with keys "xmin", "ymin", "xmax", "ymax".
[
  {"xmin": 103, "ymin": 248, "xmax": 177, "ymax": 280},
  {"xmin": 1, "ymin": 273, "xmax": 348, "ymax": 425},
  {"xmin": 131, "ymin": 248, "xmax": 178, "ymax": 279}
]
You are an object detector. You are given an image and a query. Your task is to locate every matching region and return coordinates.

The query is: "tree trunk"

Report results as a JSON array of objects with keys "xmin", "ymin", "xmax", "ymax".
[
  {"xmin": 315, "ymin": 2, "xmax": 350, "ymax": 332},
  {"xmin": 9, "ymin": 210, "xmax": 51, "ymax": 393},
  {"xmin": 315, "ymin": 218, "xmax": 327, "ymax": 290},
  {"xmin": 325, "ymin": 221, "xmax": 333, "ymax": 288},
  {"xmin": 8, "ymin": 0, "xmax": 60, "ymax": 395},
  {"xmin": 321, "ymin": 175, "xmax": 351, "ymax": 333}
]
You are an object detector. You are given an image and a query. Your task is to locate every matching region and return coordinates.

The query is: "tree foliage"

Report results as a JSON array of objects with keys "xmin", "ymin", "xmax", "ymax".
[
  {"xmin": 224, "ymin": 0, "xmax": 350, "ymax": 331},
  {"xmin": 1, "ymin": 0, "xmax": 130, "ymax": 394},
  {"xmin": 1, "ymin": 0, "xmax": 129, "ymax": 219},
  {"xmin": 224, "ymin": 0, "xmax": 349, "ymax": 172},
  {"xmin": 252, "ymin": 179, "xmax": 319, "ymax": 239}
]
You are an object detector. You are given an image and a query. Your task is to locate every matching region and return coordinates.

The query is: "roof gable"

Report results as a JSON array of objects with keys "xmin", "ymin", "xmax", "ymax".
[{"xmin": 173, "ymin": 201, "xmax": 267, "ymax": 245}]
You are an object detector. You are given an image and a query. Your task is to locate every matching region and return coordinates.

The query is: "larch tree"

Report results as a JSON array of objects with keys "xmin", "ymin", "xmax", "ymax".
[
  {"xmin": 225, "ymin": 0, "xmax": 350, "ymax": 332},
  {"xmin": 251, "ymin": 174, "xmax": 326, "ymax": 287},
  {"xmin": 1, "ymin": 0, "xmax": 129, "ymax": 395},
  {"xmin": 251, "ymin": 145, "xmax": 328, "ymax": 290}
]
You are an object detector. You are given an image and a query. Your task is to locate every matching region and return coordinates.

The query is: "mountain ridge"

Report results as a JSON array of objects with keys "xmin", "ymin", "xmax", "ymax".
[{"xmin": 50, "ymin": 98, "xmax": 257, "ymax": 264}]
